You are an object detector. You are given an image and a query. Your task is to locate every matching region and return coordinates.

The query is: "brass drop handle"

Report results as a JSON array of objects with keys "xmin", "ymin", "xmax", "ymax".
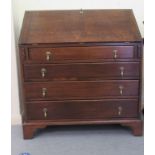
[
  {"xmin": 42, "ymin": 88, "xmax": 47, "ymax": 97},
  {"xmin": 119, "ymin": 85, "xmax": 124, "ymax": 95},
  {"xmin": 118, "ymin": 106, "xmax": 123, "ymax": 116},
  {"xmin": 120, "ymin": 67, "xmax": 124, "ymax": 77},
  {"xmin": 46, "ymin": 51, "xmax": 52, "ymax": 61},
  {"xmin": 41, "ymin": 68, "xmax": 47, "ymax": 78},
  {"xmin": 43, "ymin": 108, "xmax": 48, "ymax": 118},
  {"xmin": 113, "ymin": 50, "xmax": 118, "ymax": 59}
]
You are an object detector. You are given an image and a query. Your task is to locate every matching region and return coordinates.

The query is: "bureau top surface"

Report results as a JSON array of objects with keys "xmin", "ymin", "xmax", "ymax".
[{"xmin": 19, "ymin": 9, "xmax": 142, "ymax": 45}]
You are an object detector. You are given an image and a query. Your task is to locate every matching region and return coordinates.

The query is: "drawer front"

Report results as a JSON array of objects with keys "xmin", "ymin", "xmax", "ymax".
[
  {"xmin": 24, "ymin": 80, "xmax": 139, "ymax": 101},
  {"xmin": 24, "ymin": 62, "xmax": 140, "ymax": 81},
  {"xmin": 26, "ymin": 99, "xmax": 139, "ymax": 120},
  {"xmin": 28, "ymin": 46, "xmax": 135, "ymax": 63}
]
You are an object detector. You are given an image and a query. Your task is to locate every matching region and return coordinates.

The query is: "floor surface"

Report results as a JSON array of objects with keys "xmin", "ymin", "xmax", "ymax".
[{"xmin": 11, "ymin": 125, "xmax": 144, "ymax": 155}]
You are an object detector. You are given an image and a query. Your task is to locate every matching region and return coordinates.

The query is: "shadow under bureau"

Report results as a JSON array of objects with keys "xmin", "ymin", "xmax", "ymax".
[{"xmin": 18, "ymin": 9, "xmax": 143, "ymax": 139}]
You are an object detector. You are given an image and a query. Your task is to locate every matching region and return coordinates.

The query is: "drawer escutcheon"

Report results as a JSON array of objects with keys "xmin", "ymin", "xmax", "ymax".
[
  {"xmin": 119, "ymin": 85, "xmax": 124, "ymax": 95},
  {"xmin": 43, "ymin": 108, "xmax": 48, "ymax": 118},
  {"xmin": 120, "ymin": 66, "xmax": 124, "ymax": 77},
  {"xmin": 118, "ymin": 106, "xmax": 123, "ymax": 115},
  {"xmin": 42, "ymin": 88, "xmax": 47, "ymax": 97},
  {"xmin": 46, "ymin": 51, "xmax": 52, "ymax": 61},
  {"xmin": 113, "ymin": 49, "xmax": 118, "ymax": 59},
  {"xmin": 41, "ymin": 68, "xmax": 47, "ymax": 78}
]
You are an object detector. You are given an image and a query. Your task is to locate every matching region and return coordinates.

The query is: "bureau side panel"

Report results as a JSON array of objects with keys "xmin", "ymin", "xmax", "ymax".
[
  {"xmin": 18, "ymin": 46, "xmax": 28, "ymax": 122},
  {"xmin": 138, "ymin": 42, "xmax": 144, "ymax": 115}
]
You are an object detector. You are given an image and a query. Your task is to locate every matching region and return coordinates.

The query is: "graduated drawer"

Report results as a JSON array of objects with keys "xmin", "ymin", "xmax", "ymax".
[
  {"xmin": 24, "ymin": 62, "xmax": 140, "ymax": 81},
  {"xmin": 28, "ymin": 46, "xmax": 135, "ymax": 63},
  {"xmin": 26, "ymin": 99, "xmax": 139, "ymax": 120},
  {"xmin": 24, "ymin": 80, "xmax": 139, "ymax": 101}
]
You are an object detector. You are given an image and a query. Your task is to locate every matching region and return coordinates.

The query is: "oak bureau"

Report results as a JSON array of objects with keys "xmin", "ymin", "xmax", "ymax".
[{"xmin": 18, "ymin": 10, "xmax": 143, "ymax": 139}]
